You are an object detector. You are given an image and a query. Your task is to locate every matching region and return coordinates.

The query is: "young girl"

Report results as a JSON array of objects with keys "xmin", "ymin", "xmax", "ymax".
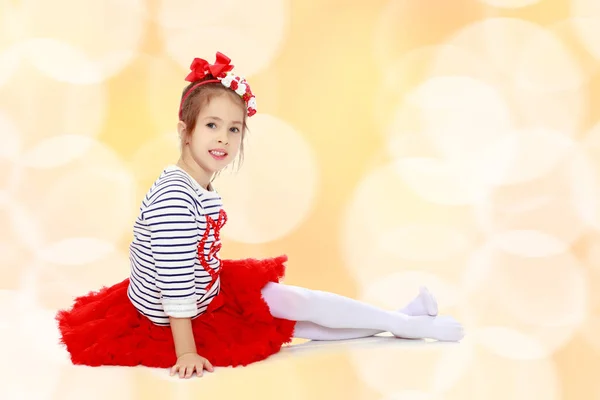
[{"xmin": 56, "ymin": 52, "xmax": 464, "ymax": 379}]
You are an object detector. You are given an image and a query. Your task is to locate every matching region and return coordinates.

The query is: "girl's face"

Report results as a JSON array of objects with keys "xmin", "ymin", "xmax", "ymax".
[{"xmin": 180, "ymin": 92, "xmax": 245, "ymax": 177}]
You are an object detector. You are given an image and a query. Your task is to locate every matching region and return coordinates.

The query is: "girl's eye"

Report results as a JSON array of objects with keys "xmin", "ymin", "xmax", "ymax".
[
  {"xmin": 207, "ymin": 123, "xmax": 216, "ymax": 128},
  {"xmin": 230, "ymin": 127, "xmax": 240, "ymax": 133}
]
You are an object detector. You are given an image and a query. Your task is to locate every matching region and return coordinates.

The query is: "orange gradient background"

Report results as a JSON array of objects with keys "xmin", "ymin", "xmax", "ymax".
[{"xmin": 1, "ymin": 0, "xmax": 600, "ymax": 399}]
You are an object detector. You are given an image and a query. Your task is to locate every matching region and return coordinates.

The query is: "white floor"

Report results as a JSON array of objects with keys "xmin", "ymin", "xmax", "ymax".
[
  {"xmin": 3, "ymin": 282, "xmax": 569, "ymax": 400},
  {"xmin": 3, "ymin": 309, "xmax": 481, "ymax": 400}
]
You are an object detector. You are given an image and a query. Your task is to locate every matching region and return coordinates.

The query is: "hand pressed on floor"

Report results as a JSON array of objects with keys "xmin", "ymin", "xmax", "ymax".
[{"xmin": 170, "ymin": 352, "xmax": 214, "ymax": 378}]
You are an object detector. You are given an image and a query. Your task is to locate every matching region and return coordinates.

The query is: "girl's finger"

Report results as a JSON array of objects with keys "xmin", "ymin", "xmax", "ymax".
[
  {"xmin": 185, "ymin": 365, "xmax": 194, "ymax": 378},
  {"xmin": 204, "ymin": 359, "xmax": 214, "ymax": 372},
  {"xmin": 179, "ymin": 366, "xmax": 187, "ymax": 379},
  {"xmin": 170, "ymin": 365, "xmax": 178, "ymax": 376}
]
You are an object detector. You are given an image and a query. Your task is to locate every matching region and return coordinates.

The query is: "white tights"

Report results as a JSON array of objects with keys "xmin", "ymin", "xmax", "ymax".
[{"xmin": 260, "ymin": 283, "xmax": 464, "ymax": 342}]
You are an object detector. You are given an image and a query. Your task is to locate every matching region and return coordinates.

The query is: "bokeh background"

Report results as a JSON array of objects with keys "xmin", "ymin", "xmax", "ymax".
[{"xmin": 2, "ymin": 0, "xmax": 600, "ymax": 399}]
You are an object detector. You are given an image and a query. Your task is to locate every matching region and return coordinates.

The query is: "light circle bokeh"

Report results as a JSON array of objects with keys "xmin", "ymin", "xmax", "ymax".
[
  {"xmin": 157, "ymin": 0, "xmax": 290, "ymax": 77},
  {"xmin": 216, "ymin": 113, "xmax": 319, "ymax": 244},
  {"xmin": 17, "ymin": 0, "xmax": 147, "ymax": 83}
]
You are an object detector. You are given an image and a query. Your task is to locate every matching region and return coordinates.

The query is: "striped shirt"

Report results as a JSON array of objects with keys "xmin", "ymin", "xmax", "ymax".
[{"xmin": 127, "ymin": 165, "xmax": 225, "ymax": 326}]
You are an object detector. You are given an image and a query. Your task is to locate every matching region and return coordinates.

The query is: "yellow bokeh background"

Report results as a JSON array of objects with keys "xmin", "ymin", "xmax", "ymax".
[{"xmin": 2, "ymin": 0, "xmax": 600, "ymax": 399}]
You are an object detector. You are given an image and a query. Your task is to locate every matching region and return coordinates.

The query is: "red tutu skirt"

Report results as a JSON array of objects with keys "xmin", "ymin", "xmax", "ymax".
[{"xmin": 56, "ymin": 255, "xmax": 297, "ymax": 368}]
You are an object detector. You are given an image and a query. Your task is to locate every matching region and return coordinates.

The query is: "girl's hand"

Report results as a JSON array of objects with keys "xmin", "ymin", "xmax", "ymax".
[{"xmin": 170, "ymin": 352, "xmax": 214, "ymax": 378}]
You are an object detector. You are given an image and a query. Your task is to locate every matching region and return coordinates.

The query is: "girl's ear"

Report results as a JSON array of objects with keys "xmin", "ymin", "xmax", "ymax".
[{"xmin": 177, "ymin": 121, "xmax": 189, "ymax": 144}]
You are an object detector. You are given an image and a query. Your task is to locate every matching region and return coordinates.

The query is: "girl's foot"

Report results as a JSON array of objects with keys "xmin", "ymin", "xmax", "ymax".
[
  {"xmin": 393, "ymin": 315, "xmax": 465, "ymax": 342},
  {"xmin": 399, "ymin": 287, "xmax": 438, "ymax": 317}
]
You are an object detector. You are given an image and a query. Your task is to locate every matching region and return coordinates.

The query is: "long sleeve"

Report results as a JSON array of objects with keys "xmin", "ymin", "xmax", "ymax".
[{"xmin": 145, "ymin": 191, "xmax": 200, "ymax": 318}]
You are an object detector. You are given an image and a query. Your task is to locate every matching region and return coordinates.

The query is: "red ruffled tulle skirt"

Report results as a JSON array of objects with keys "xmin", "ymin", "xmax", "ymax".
[{"xmin": 56, "ymin": 255, "xmax": 297, "ymax": 368}]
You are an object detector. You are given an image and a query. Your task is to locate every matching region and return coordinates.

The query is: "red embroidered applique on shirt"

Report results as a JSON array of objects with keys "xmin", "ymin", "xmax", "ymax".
[{"xmin": 197, "ymin": 209, "xmax": 227, "ymax": 291}]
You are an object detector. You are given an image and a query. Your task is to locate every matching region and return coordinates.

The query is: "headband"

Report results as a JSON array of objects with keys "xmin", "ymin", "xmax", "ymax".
[{"xmin": 178, "ymin": 52, "xmax": 257, "ymax": 119}]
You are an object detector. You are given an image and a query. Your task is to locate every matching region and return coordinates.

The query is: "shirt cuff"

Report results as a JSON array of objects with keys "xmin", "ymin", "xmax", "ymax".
[{"xmin": 162, "ymin": 298, "xmax": 197, "ymax": 318}]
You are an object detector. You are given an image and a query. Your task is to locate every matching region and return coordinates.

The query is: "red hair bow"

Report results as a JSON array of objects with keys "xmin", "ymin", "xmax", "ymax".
[{"xmin": 185, "ymin": 52, "xmax": 234, "ymax": 82}]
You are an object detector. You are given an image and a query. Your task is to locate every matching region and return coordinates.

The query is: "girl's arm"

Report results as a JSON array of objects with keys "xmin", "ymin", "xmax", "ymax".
[
  {"xmin": 169, "ymin": 316, "xmax": 197, "ymax": 357},
  {"xmin": 145, "ymin": 192, "xmax": 214, "ymax": 377},
  {"xmin": 169, "ymin": 316, "xmax": 214, "ymax": 378}
]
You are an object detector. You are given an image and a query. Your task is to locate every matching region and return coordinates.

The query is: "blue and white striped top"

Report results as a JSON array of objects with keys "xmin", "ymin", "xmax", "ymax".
[{"xmin": 127, "ymin": 165, "xmax": 225, "ymax": 326}]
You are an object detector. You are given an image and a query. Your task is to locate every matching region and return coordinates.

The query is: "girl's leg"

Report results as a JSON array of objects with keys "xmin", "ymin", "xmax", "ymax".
[
  {"xmin": 292, "ymin": 287, "xmax": 439, "ymax": 341},
  {"xmin": 261, "ymin": 283, "xmax": 463, "ymax": 342},
  {"xmin": 293, "ymin": 321, "xmax": 381, "ymax": 341}
]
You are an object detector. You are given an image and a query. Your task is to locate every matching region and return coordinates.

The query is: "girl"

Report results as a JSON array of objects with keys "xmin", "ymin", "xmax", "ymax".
[{"xmin": 56, "ymin": 52, "xmax": 464, "ymax": 379}]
